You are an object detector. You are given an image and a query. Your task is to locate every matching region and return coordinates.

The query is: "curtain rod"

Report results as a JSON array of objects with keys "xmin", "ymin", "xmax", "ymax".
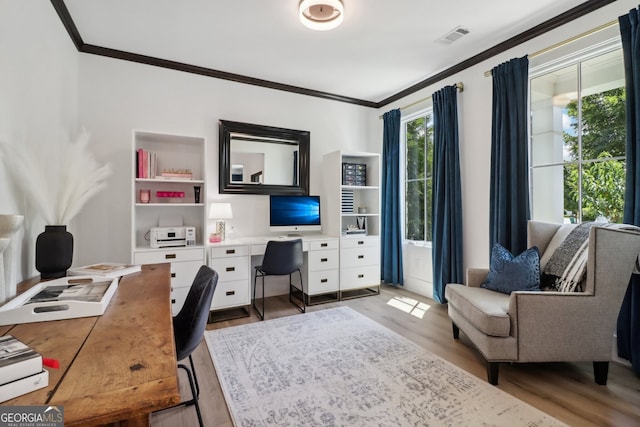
[
  {"xmin": 378, "ymin": 82, "xmax": 464, "ymax": 119},
  {"xmin": 483, "ymin": 19, "xmax": 618, "ymax": 77}
]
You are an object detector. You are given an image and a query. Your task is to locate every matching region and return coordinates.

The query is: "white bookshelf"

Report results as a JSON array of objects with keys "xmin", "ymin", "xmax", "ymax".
[
  {"xmin": 131, "ymin": 130, "xmax": 207, "ymax": 313},
  {"xmin": 323, "ymin": 151, "xmax": 381, "ymax": 298}
]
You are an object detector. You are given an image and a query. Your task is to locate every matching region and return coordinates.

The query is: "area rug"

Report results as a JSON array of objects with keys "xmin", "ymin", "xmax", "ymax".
[{"xmin": 204, "ymin": 306, "xmax": 566, "ymax": 426}]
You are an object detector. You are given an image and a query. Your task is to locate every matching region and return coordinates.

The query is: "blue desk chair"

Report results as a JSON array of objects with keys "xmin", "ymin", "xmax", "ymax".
[
  {"xmin": 158, "ymin": 265, "xmax": 218, "ymax": 427},
  {"xmin": 253, "ymin": 239, "xmax": 305, "ymax": 320}
]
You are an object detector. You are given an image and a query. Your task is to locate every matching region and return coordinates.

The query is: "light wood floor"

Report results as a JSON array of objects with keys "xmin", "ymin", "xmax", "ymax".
[{"xmin": 152, "ymin": 285, "xmax": 640, "ymax": 427}]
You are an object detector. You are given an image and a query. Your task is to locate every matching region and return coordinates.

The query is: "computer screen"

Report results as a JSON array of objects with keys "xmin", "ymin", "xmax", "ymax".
[{"xmin": 269, "ymin": 195, "xmax": 321, "ymax": 233}]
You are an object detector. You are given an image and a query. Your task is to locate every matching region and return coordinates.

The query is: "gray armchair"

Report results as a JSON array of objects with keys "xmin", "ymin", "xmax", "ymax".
[{"xmin": 445, "ymin": 221, "xmax": 640, "ymax": 385}]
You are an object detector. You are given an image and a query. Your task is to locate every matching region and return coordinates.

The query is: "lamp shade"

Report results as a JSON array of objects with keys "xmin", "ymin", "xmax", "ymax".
[{"xmin": 209, "ymin": 203, "xmax": 233, "ymax": 219}]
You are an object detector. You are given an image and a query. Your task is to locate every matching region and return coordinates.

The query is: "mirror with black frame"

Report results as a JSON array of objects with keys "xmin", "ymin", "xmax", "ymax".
[{"xmin": 218, "ymin": 120, "xmax": 310, "ymax": 195}]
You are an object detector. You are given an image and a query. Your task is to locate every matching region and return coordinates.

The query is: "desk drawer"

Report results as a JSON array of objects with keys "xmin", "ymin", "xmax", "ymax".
[
  {"xmin": 340, "ymin": 236, "xmax": 379, "ymax": 249},
  {"xmin": 340, "ymin": 264, "xmax": 380, "ymax": 291},
  {"xmin": 211, "ymin": 279, "xmax": 250, "ymax": 309},
  {"xmin": 134, "ymin": 247, "xmax": 204, "ymax": 264},
  {"xmin": 308, "ymin": 249, "xmax": 339, "ymax": 271},
  {"xmin": 169, "ymin": 260, "xmax": 202, "ymax": 287},
  {"xmin": 210, "ymin": 256, "xmax": 249, "ymax": 282},
  {"xmin": 210, "ymin": 245, "xmax": 249, "ymax": 258},
  {"xmin": 340, "ymin": 245, "xmax": 379, "ymax": 267},
  {"xmin": 309, "ymin": 239, "xmax": 338, "ymax": 251},
  {"xmin": 308, "ymin": 269, "xmax": 339, "ymax": 295}
]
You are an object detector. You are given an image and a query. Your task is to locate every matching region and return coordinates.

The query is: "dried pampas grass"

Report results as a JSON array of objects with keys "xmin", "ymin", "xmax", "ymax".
[{"xmin": 0, "ymin": 129, "xmax": 112, "ymax": 225}]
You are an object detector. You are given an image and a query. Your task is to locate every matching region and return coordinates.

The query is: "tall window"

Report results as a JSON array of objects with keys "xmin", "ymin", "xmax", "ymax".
[
  {"xmin": 530, "ymin": 45, "xmax": 626, "ymax": 223},
  {"xmin": 402, "ymin": 111, "xmax": 434, "ymax": 242}
]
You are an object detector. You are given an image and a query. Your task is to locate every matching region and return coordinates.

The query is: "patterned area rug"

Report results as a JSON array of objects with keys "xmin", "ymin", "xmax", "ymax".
[{"xmin": 205, "ymin": 306, "xmax": 565, "ymax": 426}]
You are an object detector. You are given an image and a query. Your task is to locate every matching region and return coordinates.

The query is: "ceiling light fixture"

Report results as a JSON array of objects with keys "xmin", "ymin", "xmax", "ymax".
[{"xmin": 299, "ymin": 0, "xmax": 344, "ymax": 31}]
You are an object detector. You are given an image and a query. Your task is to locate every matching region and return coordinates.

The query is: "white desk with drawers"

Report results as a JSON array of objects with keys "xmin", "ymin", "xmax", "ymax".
[{"xmin": 207, "ymin": 234, "xmax": 380, "ymax": 319}]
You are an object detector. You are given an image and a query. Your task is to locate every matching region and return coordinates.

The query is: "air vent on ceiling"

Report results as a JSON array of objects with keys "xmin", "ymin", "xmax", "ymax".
[{"xmin": 438, "ymin": 26, "xmax": 470, "ymax": 44}]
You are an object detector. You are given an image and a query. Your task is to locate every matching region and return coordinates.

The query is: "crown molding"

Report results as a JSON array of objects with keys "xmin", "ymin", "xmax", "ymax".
[{"xmin": 50, "ymin": 0, "xmax": 617, "ymax": 109}]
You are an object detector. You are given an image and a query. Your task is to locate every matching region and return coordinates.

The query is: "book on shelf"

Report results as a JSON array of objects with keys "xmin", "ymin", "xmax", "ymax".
[
  {"xmin": 136, "ymin": 149, "xmax": 157, "ymax": 179},
  {"xmin": 0, "ymin": 336, "xmax": 43, "ymax": 386},
  {"xmin": 68, "ymin": 262, "xmax": 141, "ymax": 278},
  {"xmin": 0, "ymin": 370, "xmax": 48, "ymax": 403},
  {"xmin": 157, "ymin": 171, "xmax": 193, "ymax": 179}
]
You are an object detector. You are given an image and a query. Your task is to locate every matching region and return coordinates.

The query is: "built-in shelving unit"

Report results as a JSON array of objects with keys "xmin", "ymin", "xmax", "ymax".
[
  {"xmin": 323, "ymin": 151, "xmax": 381, "ymax": 299},
  {"xmin": 131, "ymin": 130, "xmax": 206, "ymax": 314}
]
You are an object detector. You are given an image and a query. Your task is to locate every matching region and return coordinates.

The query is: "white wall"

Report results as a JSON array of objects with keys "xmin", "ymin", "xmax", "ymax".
[
  {"xmin": 373, "ymin": 0, "xmax": 638, "ymax": 299},
  {"xmin": 75, "ymin": 55, "xmax": 373, "ymax": 269},
  {"xmin": 0, "ymin": 0, "xmax": 79, "ymax": 283}
]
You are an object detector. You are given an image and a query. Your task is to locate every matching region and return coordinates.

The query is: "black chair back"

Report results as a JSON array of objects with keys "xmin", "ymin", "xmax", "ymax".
[
  {"xmin": 260, "ymin": 239, "xmax": 304, "ymax": 275},
  {"xmin": 173, "ymin": 265, "xmax": 218, "ymax": 361}
]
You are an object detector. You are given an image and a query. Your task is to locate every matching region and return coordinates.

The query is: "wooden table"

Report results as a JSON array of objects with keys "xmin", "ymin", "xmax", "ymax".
[{"xmin": 0, "ymin": 263, "xmax": 180, "ymax": 427}]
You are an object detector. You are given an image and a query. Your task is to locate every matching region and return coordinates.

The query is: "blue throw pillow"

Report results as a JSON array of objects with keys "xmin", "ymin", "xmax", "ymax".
[{"xmin": 481, "ymin": 244, "xmax": 541, "ymax": 294}]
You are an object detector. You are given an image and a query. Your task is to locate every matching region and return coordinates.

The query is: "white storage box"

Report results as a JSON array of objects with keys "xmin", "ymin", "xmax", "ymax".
[{"xmin": 0, "ymin": 276, "xmax": 118, "ymax": 325}]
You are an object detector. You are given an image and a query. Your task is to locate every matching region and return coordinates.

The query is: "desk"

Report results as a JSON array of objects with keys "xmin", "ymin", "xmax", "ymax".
[
  {"xmin": 208, "ymin": 234, "xmax": 380, "ymax": 316},
  {"xmin": 209, "ymin": 235, "xmax": 340, "ymax": 314},
  {"xmin": 1, "ymin": 263, "xmax": 180, "ymax": 427}
]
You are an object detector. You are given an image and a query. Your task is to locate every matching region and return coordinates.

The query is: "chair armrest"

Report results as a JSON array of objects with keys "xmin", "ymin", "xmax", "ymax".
[
  {"xmin": 466, "ymin": 268, "xmax": 489, "ymax": 287},
  {"xmin": 508, "ymin": 291, "xmax": 609, "ymax": 361},
  {"xmin": 509, "ymin": 291, "xmax": 594, "ymax": 328}
]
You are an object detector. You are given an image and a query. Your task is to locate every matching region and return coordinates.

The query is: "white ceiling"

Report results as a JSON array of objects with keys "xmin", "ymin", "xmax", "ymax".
[{"xmin": 64, "ymin": 0, "xmax": 587, "ymax": 104}]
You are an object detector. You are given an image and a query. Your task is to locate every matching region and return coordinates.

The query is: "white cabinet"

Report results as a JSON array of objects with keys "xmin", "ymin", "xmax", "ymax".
[
  {"xmin": 323, "ymin": 151, "xmax": 381, "ymax": 298},
  {"xmin": 303, "ymin": 237, "xmax": 340, "ymax": 304},
  {"xmin": 208, "ymin": 245, "xmax": 251, "ymax": 313},
  {"xmin": 133, "ymin": 247, "xmax": 204, "ymax": 314},
  {"xmin": 131, "ymin": 131, "xmax": 207, "ymax": 314},
  {"xmin": 339, "ymin": 236, "xmax": 380, "ymax": 294}
]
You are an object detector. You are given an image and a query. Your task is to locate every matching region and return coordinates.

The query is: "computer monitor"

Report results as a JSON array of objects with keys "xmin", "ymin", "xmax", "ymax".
[{"xmin": 269, "ymin": 195, "xmax": 321, "ymax": 234}]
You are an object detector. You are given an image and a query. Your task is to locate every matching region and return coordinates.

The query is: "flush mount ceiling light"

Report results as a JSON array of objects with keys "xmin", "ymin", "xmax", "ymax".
[{"xmin": 299, "ymin": 0, "xmax": 344, "ymax": 31}]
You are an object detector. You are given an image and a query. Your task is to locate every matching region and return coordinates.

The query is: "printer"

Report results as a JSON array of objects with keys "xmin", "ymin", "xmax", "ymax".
[{"xmin": 150, "ymin": 226, "xmax": 196, "ymax": 248}]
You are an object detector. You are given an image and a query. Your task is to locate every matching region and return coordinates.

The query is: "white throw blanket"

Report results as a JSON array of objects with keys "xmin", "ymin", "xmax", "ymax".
[{"xmin": 543, "ymin": 222, "xmax": 640, "ymax": 292}]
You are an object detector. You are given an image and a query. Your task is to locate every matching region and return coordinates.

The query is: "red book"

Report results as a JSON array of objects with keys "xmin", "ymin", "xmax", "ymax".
[
  {"xmin": 137, "ymin": 149, "xmax": 144, "ymax": 178},
  {"xmin": 142, "ymin": 149, "xmax": 148, "ymax": 179}
]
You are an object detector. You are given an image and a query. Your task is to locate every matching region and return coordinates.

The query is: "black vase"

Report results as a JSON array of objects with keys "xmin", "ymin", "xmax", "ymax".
[{"xmin": 35, "ymin": 225, "xmax": 73, "ymax": 279}]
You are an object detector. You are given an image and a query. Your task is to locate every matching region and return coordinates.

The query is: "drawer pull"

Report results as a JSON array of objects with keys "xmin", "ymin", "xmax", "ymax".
[
  {"xmin": 358, "ymin": 274, "xmax": 364, "ymax": 278},
  {"xmin": 321, "ymin": 243, "xmax": 328, "ymax": 247},
  {"xmin": 320, "ymin": 278, "xmax": 328, "ymax": 283},
  {"xmin": 171, "ymin": 299, "xmax": 176, "ymax": 304},
  {"xmin": 225, "ymin": 291, "xmax": 235, "ymax": 296},
  {"xmin": 165, "ymin": 253, "xmax": 177, "ymax": 259},
  {"xmin": 358, "ymin": 255, "xmax": 364, "ymax": 259},
  {"xmin": 171, "ymin": 273, "xmax": 176, "ymax": 278},
  {"xmin": 357, "ymin": 241, "xmax": 364, "ymax": 245},
  {"xmin": 226, "ymin": 267, "xmax": 235, "ymax": 272},
  {"xmin": 226, "ymin": 249, "xmax": 236, "ymax": 254},
  {"xmin": 320, "ymin": 258, "xmax": 328, "ymax": 262}
]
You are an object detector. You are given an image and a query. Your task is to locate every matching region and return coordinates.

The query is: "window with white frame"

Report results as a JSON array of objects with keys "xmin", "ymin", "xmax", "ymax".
[
  {"xmin": 402, "ymin": 110, "xmax": 434, "ymax": 242},
  {"xmin": 530, "ymin": 43, "xmax": 626, "ymax": 224}
]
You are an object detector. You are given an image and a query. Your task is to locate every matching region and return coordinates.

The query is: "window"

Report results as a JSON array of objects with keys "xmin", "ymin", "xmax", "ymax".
[
  {"xmin": 402, "ymin": 111, "xmax": 434, "ymax": 242},
  {"xmin": 530, "ymin": 45, "xmax": 626, "ymax": 223}
]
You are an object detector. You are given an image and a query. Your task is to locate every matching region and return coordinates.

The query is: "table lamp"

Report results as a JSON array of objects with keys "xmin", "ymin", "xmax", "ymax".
[{"xmin": 209, "ymin": 203, "xmax": 233, "ymax": 242}]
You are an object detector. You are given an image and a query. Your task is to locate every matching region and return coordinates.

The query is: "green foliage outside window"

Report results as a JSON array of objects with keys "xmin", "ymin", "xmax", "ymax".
[
  {"xmin": 405, "ymin": 116, "xmax": 433, "ymax": 241},
  {"xmin": 562, "ymin": 87, "xmax": 626, "ymax": 222}
]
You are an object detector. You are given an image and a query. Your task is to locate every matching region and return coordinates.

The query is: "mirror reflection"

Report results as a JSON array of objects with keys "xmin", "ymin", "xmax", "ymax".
[
  {"xmin": 219, "ymin": 120, "xmax": 310, "ymax": 195},
  {"xmin": 229, "ymin": 134, "xmax": 299, "ymax": 185}
]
